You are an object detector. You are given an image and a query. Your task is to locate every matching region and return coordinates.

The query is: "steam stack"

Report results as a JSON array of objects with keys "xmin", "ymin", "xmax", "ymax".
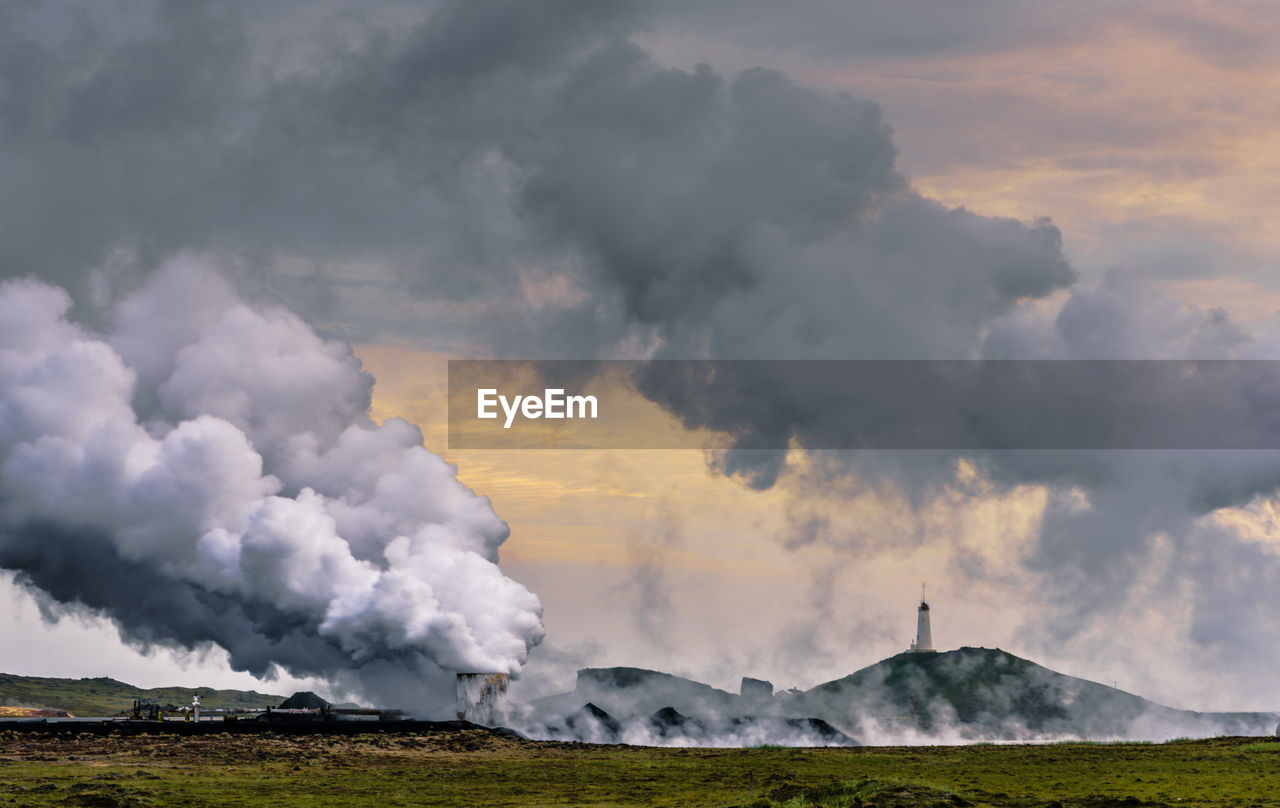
[
  {"xmin": 908, "ymin": 584, "xmax": 934, "ymax": 653},
  {"xmin": 455, "ymin": 672, "xmax": 510, "ymax": 725}
]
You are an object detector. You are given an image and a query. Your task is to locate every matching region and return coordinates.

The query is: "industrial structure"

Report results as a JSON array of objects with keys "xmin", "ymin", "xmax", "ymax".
[
  {"xmin": 456, "ymin": 672, "xmax": 510, "ymax": 725},
  {"xmin": 908, "ymin": 584, "xmax": 934, "ymax": 653}
]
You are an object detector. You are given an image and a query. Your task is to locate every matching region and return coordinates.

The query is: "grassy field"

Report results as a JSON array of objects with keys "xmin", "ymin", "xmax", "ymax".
[
  {"xmin": 0, "ymin": 673, "xmax": 284, "ymax": 717},
  {"xmin": 2, "ymin": 729, "xmax": 1279, "ymax": 807}
]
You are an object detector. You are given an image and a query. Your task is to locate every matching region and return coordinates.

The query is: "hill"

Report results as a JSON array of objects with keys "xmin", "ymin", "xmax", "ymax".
[
  {"xmin": 527, "ymin": 649, "xmax": 1279, "ymax": 743},
  {"xmin": 796, "ymin": 646, "xmax": 1278, "ymax": 740},
  {"xmin": 0, "ymin": 672, "xmax": 285, "ymax": 717}
]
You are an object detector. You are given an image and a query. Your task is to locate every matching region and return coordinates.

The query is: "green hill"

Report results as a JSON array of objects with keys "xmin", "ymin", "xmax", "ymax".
[
  {"xmin": 0, "ymin": 672, "xmax": 285, "ymax": 717},
  {"xmin": 797, "ymin": 646, "xmax": 1278, "ymax": 739}
]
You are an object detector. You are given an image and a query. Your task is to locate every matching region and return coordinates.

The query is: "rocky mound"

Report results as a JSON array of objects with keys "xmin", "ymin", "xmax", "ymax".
[{"xmin": 278, "ymin": 691, "xmax": 330, "ymax": 710}]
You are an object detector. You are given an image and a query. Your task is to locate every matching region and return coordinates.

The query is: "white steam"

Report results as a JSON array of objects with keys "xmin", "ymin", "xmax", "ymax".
[{"xmin": 0, "ymin": 257, "xmax": 543, "ymax": 711}]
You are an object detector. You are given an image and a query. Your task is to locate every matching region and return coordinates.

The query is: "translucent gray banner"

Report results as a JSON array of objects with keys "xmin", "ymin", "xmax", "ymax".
[{"xmin": 447, "ymin": 359, "xmax": 1280, "ymax": 450}]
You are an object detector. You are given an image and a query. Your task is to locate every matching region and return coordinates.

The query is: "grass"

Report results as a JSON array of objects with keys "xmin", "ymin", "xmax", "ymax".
[
  {"xmin": 1231, "ymin": 740, "xmax": 1280, "ymax": 752},
  {"xmin": 765, "ymin": 778, "xmax": 968, "ymax": 808},
  {"xmin": 1, "ymin": 729, "xmax": 1277, "ymax": 806}
]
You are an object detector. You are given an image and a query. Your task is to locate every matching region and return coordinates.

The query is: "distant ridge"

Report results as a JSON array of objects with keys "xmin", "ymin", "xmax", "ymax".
[
  {"xmin": 535, "ymin": 648, "xmax": 1280, "ymax": 742},
  {"xmin": 0, "ymin": 672, "xmax": 285, "ymax": 717}
]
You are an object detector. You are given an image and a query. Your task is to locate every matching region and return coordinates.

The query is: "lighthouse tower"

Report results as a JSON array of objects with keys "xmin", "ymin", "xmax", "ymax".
[{"xmin": 908, "ymin": 584, "xmax": 934, "ymax": 653}]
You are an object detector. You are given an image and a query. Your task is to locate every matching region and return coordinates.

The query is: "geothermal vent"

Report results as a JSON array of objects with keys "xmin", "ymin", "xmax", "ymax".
[{"xmin": 456, "ymin": 673, "xmax": 510, "ymax": 725}]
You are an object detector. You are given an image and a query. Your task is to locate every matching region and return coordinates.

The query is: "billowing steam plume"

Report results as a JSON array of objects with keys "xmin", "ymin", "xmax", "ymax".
[{"xmin": 0, "ymin": 257, "xmax": 543, "ymax": 712}]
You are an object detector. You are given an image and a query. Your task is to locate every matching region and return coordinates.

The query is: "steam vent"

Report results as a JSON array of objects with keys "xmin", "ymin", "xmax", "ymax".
[
  {"xmin": 456, "ymin": 672, "xmax": 510, "ymax": 725},
  {"xmin": 908, "ymin": 584, "xmax": 934, "ymax": 653}
]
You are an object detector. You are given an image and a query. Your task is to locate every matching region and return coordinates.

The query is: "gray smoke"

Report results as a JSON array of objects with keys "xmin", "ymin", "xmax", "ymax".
[{"xmin": 0, "ymin": 257, "xmax": 543, "ymax": 712}]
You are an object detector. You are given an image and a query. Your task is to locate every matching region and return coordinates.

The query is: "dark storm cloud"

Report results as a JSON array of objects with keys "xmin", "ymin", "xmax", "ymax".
[
  {"xmin": 493, "ymin": 37, "xmax": 1071, "ymax": 359},
  {"xmin": 648, "ymin": 1, "xmax": 1280, "ymax": 68},
  {"xmin": 522, "ymin": 51, "xmax": 901, "ymax": 325},
  {"xmin": 0, "ymin": 0, "xmax": 644, "ymax": 333},
  {"xmin": 0, "ymin": 0, "xmax": 1072, "ymax": 355},
  {"xmin": 0, "ymin": 3, "xmax": 253, "ymax": 295},
  {"xmin": 648, "ymin": 0, "xmax": 1094, "ymax": 60}
]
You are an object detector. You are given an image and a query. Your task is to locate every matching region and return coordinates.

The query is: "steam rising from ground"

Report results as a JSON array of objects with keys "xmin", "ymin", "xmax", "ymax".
[{"xmin": 0, "ymin": 258, "xmax": 543, "ymax": 712}]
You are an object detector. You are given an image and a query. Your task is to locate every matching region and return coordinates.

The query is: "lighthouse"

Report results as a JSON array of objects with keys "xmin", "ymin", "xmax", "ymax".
[{"xmin": 908, "ymin": 583, "xmax": 934, "ymax": 653}]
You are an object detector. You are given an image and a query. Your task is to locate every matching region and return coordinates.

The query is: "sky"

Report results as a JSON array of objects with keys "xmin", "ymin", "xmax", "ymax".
[{"xmin": 3, "ymin": 1, "xmax": 1280, "ymax": 713}]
